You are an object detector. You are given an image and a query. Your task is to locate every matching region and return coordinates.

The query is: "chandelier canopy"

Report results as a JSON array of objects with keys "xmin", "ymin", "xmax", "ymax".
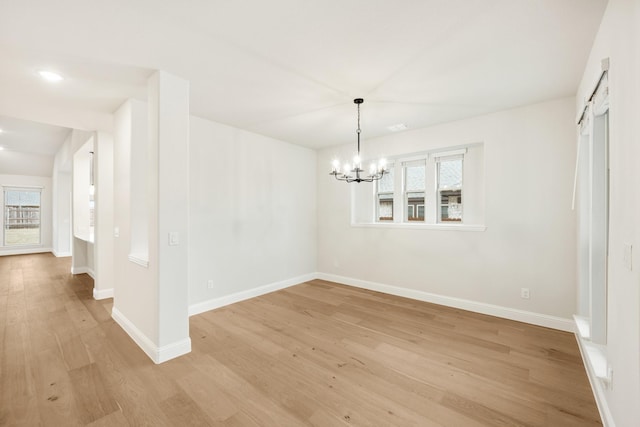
[{"xmin": 330, "ymin": 98, "xmax": 388, "ymax": 183}]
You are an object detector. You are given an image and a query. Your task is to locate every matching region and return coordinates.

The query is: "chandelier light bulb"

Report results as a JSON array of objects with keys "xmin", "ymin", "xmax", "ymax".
[{"xmin": 353, "ymin": 155, "xmax": 361, "ymax": 167}]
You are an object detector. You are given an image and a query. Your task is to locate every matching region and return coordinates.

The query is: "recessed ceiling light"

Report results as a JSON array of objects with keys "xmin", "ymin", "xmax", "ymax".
[
  {"xmin": 387, "ymin": 123, "xmax": 408, "ymax": 132},
  {"xmin": 0, "ymin": 146, "xmax": 5, "ymax": 151},
  {"xmin": 38, "ymin": 70, "xmax": 64, "ymax": 82}
]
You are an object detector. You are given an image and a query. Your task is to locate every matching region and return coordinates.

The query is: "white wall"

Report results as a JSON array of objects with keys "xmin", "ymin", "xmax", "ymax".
[
  {"xmin": 93, "ymin": 131, "xmax": 114, "ymax": 298},
  {"xmin": 188, "ymin": 116, "xmax": 317, "ymax": 309},
  {"xmin": 318, "ymin": 97, "xmax": 577, "ymax": 323},
  {"xmin": 53, "ymin": 129, "xmax": 94, "ymax": 261},
  {"xmin": 113, "ymin": 98, "xmax": 159, "ymax": 354},
  {"xmin": 112, "ymin": 71, "xmax": 192, "ymax": 363},
  {"xmin": 0, "ymin": 174, "xmax": 52, "ymax": 255},
  {"xmin": 577, "ymin": 0, "xmax": 640, "ymax": 425},
  {"xmin": 52, "ymin": 171, "xmax": 71, "ymax": 257}
]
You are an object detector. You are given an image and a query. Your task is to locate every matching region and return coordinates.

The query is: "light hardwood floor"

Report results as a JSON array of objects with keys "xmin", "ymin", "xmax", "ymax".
[{"xmin": 0, "ymin": 253, "xmax": 601, "ymax": 426}]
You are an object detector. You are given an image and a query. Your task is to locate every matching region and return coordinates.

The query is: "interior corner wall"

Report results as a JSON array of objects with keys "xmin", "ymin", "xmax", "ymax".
[
  {"xmin": 317, "ymin": 97, "xmax": 577, "ymax": 321},
  {"xmin": 112, "ymin": 98, "xmax": 159, "ymax": 348},
  {"xmin": 188, "ymin": 116, "xmax": 317, "ymax": 309},
  {"xmin": 52, "ymin": 171, "xmax": 71, "ymax": 257},
  {"xmin": 94, "ymin": 131, "xmax": 114, "ymax": 297},
  {"xmin": 0, "ymin": 174, "xmax": 53, "ymax": 255},
  {"xmin": 577, "ymin": 0, "xmax": 640, "ymax": 425}
]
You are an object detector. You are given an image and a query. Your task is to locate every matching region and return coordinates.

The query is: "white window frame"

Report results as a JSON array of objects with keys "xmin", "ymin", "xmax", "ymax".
[
  {"xmin": 2, "ymin": 186, "xmax": 43, "ymax": 247},
  {"xmin": 372, "ymin": 147, "xmax": 478, "ymax": 229},
  {"xmin": 435, "ymin": 154, "xmax": 464, "ymax": 224},
  {"xmin": 403, "ymin": 159, "xmax": 426, "ymax": 223},
  {"xmin": 376, "ymin": 163, "xmax": 395, "ymax": 221}
]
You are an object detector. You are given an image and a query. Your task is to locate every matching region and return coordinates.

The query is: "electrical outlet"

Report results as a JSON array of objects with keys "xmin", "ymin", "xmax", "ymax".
[
  {"xmin": 521, "ymin": 288, "xmax": 530, "ymax": 299},
  {"xmin": 207, "ymin": 280, "xmax": 214, "ymax": 289}
]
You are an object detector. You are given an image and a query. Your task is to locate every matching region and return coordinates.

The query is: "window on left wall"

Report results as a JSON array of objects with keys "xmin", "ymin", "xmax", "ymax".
[{"xmin": 3, "ymin": 188, "xmax": 41, "ymax": 246}]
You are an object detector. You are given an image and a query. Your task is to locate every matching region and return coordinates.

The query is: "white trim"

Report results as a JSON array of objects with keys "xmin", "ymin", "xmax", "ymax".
[
  {"xmin": 189, "ymin": 273, "xmax": 317, "ymax": 316},
  {"xmin": 351, "ymin": 222, "xmax": 486, "ymax": 232},
  {"xmin": 52, "ymin": 250, "xmax": 72, "ymax": 257},
  {"xmin": 71, "ymin": 266, "xmax": 95, "ymax": 279},
  {"xmin": 0, "ymin": 247, "xmax": 53, "ymax": 256},
  {"xmin": 1, "ymin": 184, "xmax": 44, "ymax": 190},
  {"xmin": 93, "ymin": 287, "xmax": 114, "ymax": 300},
  {"xmin": 111, "ymin": 306, "xmax": 192, "ymax": 364},
  {"xmin": 128, "ymin": 253, "xmax": 149, "ymax": 268},
  {"xmin": 573, "ymin": 314, "xmax": 591, "ymax": 339},
  {"xmin": 317, "ymin": 273, "xmax": 574, "ymax": 332},
  {"xmin": 157, "ymin": 338, "xmax": 192, "ymax": 364},
  {"xmin": 431, "ymin": 148, "xmax": 467, "ymax": 158},
  {"xmin": 574, "ymin": 320, "xmax": 615, "ymax": 427}
]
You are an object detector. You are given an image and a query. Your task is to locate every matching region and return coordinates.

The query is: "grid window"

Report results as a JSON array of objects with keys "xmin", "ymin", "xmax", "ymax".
[
  {"xmin": 437, "ymin": 156, "xmax": 463, "ymax": 222},
  {"xmin": 3, "ymin": 189, "xmax": 42, "ymax": 246},
  {"xmin": 403, "ymin": 160, "xmax": 425, "ymax": 222},
  {"xmin": 376, "ymin": 165, "xmax": 394, "ymax": 221}
]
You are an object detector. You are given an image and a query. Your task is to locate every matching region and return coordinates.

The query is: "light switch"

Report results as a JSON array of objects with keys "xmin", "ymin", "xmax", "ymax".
[
  {"xmin": 114, "ymin": 227, "xmax": 119, "ymax": 238},
  {"xmin": 169, "ymin": 232, "xmax": 179, "ymax": 246}
]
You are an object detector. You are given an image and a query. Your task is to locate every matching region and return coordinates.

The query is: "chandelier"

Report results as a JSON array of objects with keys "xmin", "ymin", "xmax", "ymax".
[{"xmin": 330, "ymin": 98, "xmax": 388, "ymax": 183}]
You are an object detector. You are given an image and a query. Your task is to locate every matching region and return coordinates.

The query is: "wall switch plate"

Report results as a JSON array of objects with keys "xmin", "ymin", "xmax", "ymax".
[
  {"xmin": 623, "ymin": 243, "xmax": 632, "ymax": 271},
  {"xmin": 207, "ymin": 280, "xmax": 214, "ymax": 289},
  {"xmin": 169, "ymin": 232, "xmax": 179, "ymax": 246},
  {"xmin": 521, "ymin": 288, "xmax": 530, "ymax": 299}
]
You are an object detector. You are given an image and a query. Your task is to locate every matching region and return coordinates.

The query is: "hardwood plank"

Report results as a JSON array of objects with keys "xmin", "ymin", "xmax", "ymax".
[
  {"xmin": 0, "ymin": 254, "xmax": 602, "ymax": 426},
  {"xmin": 68, "ymin": 363, "xmax": 120, "ymax": 424},
  {"xmin": 160, "ymin": 389, "xmax": 214, "ymax": 426}
]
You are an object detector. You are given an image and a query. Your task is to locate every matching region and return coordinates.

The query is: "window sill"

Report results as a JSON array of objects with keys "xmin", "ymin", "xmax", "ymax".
[
  {"xmin": 350, "ymin": 222, "xmax": 486, "ymax": 231},
  {"xmin": 574, "ymin": 315, "xmax": 611, "ymax": 388},
  {"xmin": 128, "ymin": 253, "xmax": 149, "ymax": 268}
]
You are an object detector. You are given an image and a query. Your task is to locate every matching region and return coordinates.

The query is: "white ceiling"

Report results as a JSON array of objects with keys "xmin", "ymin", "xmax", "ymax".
[
  {"xmin": 0, "ymin": 0, "xmax": 607, "ymax": 150},
  {"xmin": 0, "ymin": 116, "xmax": 70, "ymax": 156}
]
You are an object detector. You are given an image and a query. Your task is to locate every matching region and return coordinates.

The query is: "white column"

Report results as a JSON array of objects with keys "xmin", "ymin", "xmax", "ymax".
[{"xmin": 148, "ymin": 70, "xmax": 191, "ymax": 359}]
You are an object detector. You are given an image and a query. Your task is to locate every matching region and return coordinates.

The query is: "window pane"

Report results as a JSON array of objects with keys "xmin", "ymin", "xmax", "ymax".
[
  {"xmin": 438, "ymin": 158, "xmax": 462, "ymax": 189},
  {"xmin": 406, "ymin": 192, "xmax": 425, "ymax": 221},
  {"xmin": 4, "ymin": 190, "xmax": 41, "ymax": 246},
  {"xmin": 378, "ymin": 195, "xmax": 394, "ymax": 221},
  {"xmin": 440, "ymin": 189, "xmax": 462, "ymax": 222},
  {"xmin": 377, "ymin": 165, "xmax": 394, "ymax": 221},
  {"xmin": 377, "ymin": 166, "xmax": 394, "ymax": 193},
  {"xmin": 405, "ymin": 163, "xmax": 425, "ymax": 191},
  {"xmin": 403, "ymin": 161, "xmax": 425, "ymax": 222}
]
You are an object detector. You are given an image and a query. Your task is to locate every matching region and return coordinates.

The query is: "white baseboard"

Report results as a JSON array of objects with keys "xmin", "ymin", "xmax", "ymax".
[
  {"xmin": 52, "ymin": 250, "xmax": 72, "ymax": 257},
  {"xmin": 317, "ymin": 273, "xmax": 574, "ymax": 332},
  {"xmin": 71, "ymin": 266, "xmax": 95, "ymax": 279},
  {"xmin": 188, "ymin": 272, "xmax": 317, "ymax": 316},
  {"xmin": 112, "ymin": 307, "xmax": 191, "ymax": 364},
  {"xmin": 93, "ymin": 287, "xmax": 114, "ymax": 300},
  {"xmin": 574, "ymin": 322, "xmax": 615, "ymax": 427},
  {"xmin": 0, "ymin": 247, "xmax": 53, "ymax": 256},
  {"xmin": 71, "ymin": 266, "xmax": 88, "ymax": 275}
]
